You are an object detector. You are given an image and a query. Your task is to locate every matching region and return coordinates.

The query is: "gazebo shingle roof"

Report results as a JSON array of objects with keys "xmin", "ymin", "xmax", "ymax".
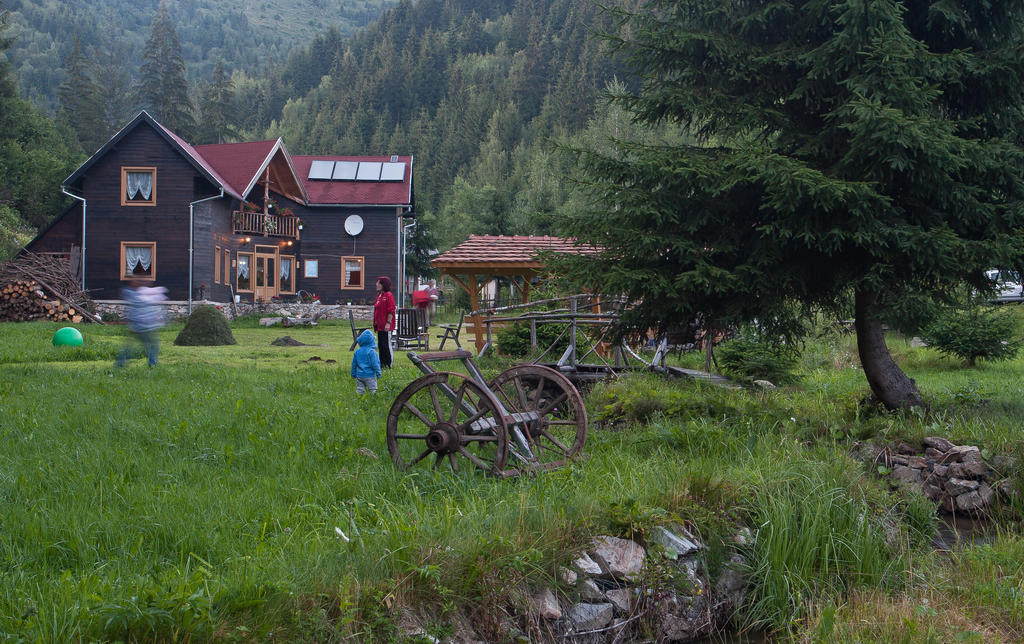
[{"xmin": 432, "ymin": 235, "xmax": 595, "ymax": 267}]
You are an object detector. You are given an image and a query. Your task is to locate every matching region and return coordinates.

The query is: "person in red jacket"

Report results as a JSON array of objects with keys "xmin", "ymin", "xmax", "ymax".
[{"xmin": 373, "ymin": 276, "xmax": 396, "ymax": 368}]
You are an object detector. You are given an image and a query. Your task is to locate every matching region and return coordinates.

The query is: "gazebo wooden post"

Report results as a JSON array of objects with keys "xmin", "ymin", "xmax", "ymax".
[{"xmin": 469, "ymin": 273, "xmax": 482, "ymax": 351}]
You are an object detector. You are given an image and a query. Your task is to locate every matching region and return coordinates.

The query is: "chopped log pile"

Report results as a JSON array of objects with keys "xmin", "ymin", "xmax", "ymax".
[{"xmin": 0, "ymin": 252, "xmax": 102, "ymax": 324}]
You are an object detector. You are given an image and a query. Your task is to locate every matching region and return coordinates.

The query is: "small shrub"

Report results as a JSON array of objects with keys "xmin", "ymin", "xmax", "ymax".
[
  {"xmin": 920, "ymin": 305, "xmax": 1022, "ymax": 366},
  {"xmin": 174, "ymin": 305, "xmax": 237, "ymax": 346},
  {"xmin": 495, "ymin": 322, "xmax": 569, "ymax": 359},
  {"xmin": 716, "ymin": 336, "xmax": 800, "ymax": 384}
]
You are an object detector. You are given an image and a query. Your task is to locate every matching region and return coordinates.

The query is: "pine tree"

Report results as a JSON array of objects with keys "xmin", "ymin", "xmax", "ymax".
[
  {"xmin": 58, "ymin": 35, "xmax": 106, "ymax": 152},
  {"xmin": 136, "ymin": 2, "xmax": 195, "ymax": 137},
  {"xmin": 197, "ymin": 60, "xmax": 238, "ymax": 144},
  {"xmin": 558, "ymin": 0, "xmax": 1024, "ymax": 409}
]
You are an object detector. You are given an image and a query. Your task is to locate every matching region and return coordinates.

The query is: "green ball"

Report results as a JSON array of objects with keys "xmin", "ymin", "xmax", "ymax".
[{"xmin": 53, "ymin": 326, "xmax": 84, "ymax": 347}]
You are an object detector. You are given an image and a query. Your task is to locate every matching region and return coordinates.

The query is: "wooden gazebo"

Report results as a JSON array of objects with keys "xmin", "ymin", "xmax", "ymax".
[{"xmin": 430, "ymin": 235, "xmax": 596, "ymax": 351}]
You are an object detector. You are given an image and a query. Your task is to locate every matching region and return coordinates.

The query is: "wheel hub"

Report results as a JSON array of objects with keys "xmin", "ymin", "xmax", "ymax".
[{"xmin": 426, "ymin": 422, "xmax": 460, "ymax": 454}]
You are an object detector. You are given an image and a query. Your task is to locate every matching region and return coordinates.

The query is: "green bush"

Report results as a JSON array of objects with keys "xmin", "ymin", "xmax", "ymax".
[
  {"xmin": 495, "ymin": 321, "xmax": 569, "ymax": 358},
  {"xmin": 174, "ymin": 305, "xmax": 237, "ymax": 346},
  {"xmin": 716, "ymin": 336, "xmax": 800, "ymax": 384},
  {"xmin": 921, "ymin": 305, "xmax": 1022, "ymax": 366}
]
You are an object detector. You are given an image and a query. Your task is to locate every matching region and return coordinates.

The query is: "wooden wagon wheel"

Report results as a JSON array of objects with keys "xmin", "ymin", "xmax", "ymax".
[
  {"xmin": 386, "ymin": 372, "xmax": 509, "ymax": 475},
  {"xmin": 489, "ymin": 364, "xmax": 587, "ymax": 473}
]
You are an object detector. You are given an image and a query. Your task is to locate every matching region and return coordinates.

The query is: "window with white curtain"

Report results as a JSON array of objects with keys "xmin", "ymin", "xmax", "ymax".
[
  {"xmin": 237, "ymin": 253, "xmax": 252, "ymax": 291},
  {"xmin": 304, "ymin": 259, "xmax": 319, "ymax": 278},
  {"xmin": 121, "ymin": 167, "xmax": 156, "ymax": 206},
  {"xmin": 120, "ymin": 242, "xmax": 156, "ymax": 280},
  {"xmin": 279, "ymin": 256, "xmax": 295, "ymax": 293},
  {"xmin": 341, "ymin": 256, "xmax": 364, "ymax": 289}
]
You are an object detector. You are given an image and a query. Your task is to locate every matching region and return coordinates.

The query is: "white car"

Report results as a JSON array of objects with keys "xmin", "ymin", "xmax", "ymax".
[{"xmin": 985, "ymin": 269, "xmax": 1024, "ymax": 303}]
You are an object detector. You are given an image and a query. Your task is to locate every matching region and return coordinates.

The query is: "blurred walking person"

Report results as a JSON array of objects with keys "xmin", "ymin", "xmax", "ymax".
[{"xmin": 115, "ymin": 279, "xmax": 167, "ymax": 367}]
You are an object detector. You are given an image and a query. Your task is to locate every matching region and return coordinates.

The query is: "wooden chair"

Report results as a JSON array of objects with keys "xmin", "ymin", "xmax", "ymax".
[
  {"xmin": 437, "ymin": 311, "xmax": 464, "ymax": 350},
  {"xmin": 349, "ymin": 309, "xmax": 371, "ymax": 350},
  {"xmin": 395, "ymin": 308, "xmax": 429, "ymax": 350}
]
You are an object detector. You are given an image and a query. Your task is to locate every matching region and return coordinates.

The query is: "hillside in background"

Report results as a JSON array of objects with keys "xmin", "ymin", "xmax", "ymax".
[
  {"xmin": 4, "ymin": 0, "xmax": 396, "ymax": 111},
  {"xmin": 253, "ymin": 0, "xmax": 630, "ymax": 257}
]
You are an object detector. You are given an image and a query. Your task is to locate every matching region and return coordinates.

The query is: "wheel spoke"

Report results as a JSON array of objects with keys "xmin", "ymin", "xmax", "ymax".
[
  {"xmin": 458, "ymin": 445, "xmax": 495, "ymax": 471},
  {"xmin": 448, "ymin": 382, "xmax": 468, "ymax": 424},
  {"xmin": 429, "ymin": 382, "xmax": 445, "ymax": 420},
  {"xmin": 410, "ymin": 448, "xmax": 433, "ymax": 466},
  {"xmin": 462, "ymin": 433, "xmax": 499, "ymax": 443},
  {"xmin": 448, "ymin": 453, "xmax": 458, "ymax": 472},
  {"xmin": 433, "ymin": 452, "xmax": 444, "ymax": 469},
  {"xmin": 536, "ymin": 391, "xmax": 569, "ymax": 416},
  {"xmin": 537, "ymin": 428, "xmax": 572, "ymax": 455},
  {"xmin": 456, "ymin": 406, "xmax": 492, "ymax": 434},
  {"xmin": 402, "ymin": 400, "xmax": 435, "ymax": 427}
]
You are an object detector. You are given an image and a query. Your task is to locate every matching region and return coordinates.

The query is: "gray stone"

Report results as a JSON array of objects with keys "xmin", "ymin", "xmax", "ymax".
[
  {"xmin": 605, "ymin": 588, "xmax": 632, "ymax": 614},
  {"xmin": 940, "ymin": 494, "xmax": 956, "ymax": 513},
  {"xmin": 731, "ymin": 527, "xmax": 752, "ymax": 547},
  {"xmin": 948, "ymin": 445, "xmax": 981, "ymax": 461},
  {"xmin": 945, "ymin": 477, "xmax": 980, "ymax": 495},
  {"xmin": 572, "ymin": 552, "xmax": 603, "ymax": 576},
  {"xmin": 579, "ymin": 578, "xmax": 604, "ymax": 601},
  {"xmin": 558, "ymin": 566, "xmax": 577, "ymax": 585},
  {"xmin": 890, "ymin": 454, "xmax": 910, "ymax": 466},
  {"xmin": 956, "ymin": 491, "xmax": 984, "ymax": 512},
  {"xmin": 923, "ymin": 436, "xmax": 955, "ymax": 452},
  {"xmin": 991, "ymin": 454, "xmax": 1018, "ymax": 472},
  {"xmin": 259, "ymin": 317, "xmax": 282, "ymax": 326},
  {"xmin": 590, "ymin": 536, "xmax": 645, "ymax": 580},
  {"xmin": 891, "ymin": 465, "xmax": 922, "ymax": 484},
  {"xmin": 568, "ymin": 603, "xmax": 614, "ymax": 631},
  {"xmin": 648, "ymin": 525, "xmax": 703, "ymax": 559},
  {"xmin": 532, "ymin": 588, "xmax": 561, "ymax": 620},
  {"xmin": 907, "ymin": 456, "xmax": 928, "ymax": 469},
  {"xmin": 978, "ymin": 482, "xmax": 995, "ymax": 506},
  {"xmin": 925, "ymin": 447, "xmax": 946, "ymax": 461},
  {"xmin": 909, "ymin": 337, "xmax": 927, "ymax": 348},
  {"xmin": 997, "ymin": 479, "xmax": 1016, "ymax": 498},
  {"xmin": 931, "ymin": 464, "xmax": 949, "ymax": 478},
  {"xmin": 753, "ymin": 379, "xmax": 776, "ymax": 390},
  {"xmin": 895, "ymin": 441, "xmax": 918, "ymax": 455},
  {"xmin": 924, "ymin": 485, "xmax": 943, "ymax": 502},
  {"xmin": 951, "ymin": 460, "xmax": 989, "ymax": 479}
]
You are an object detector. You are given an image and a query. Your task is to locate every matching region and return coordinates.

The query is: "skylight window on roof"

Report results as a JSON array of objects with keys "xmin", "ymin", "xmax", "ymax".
[
  {"xmin": 308, "ymin": 160, "xmax": 334, "ymax": 180},
  {"xmin": 333, "ymin": 161, "xmax": 359, "ymax": 180},
  {"xmin": 380, "ymin": 162, "xmax": 406, "ymax": 181},
  {"xmin": 356, "ymin": 162, "xmax": 382, "ymax": 181}
]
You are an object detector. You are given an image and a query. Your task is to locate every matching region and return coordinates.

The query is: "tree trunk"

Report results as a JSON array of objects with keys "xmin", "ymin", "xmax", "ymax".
[{"xmin": 854, "ymin": 289, "xmax": 925, "ymax": 410}]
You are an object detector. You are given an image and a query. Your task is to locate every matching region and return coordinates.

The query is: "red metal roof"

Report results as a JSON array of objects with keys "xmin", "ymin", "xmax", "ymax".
[
  {"xmin": 432, "ymin": 235, "xmax": 597, "ymax": 267},
  {"xmin": 293, "ymin": 155, "xmax": 413, "ymax": 206},
  {"xmin": 194, "ymin": 140, "xmax": 281, "ymax": 199},
  {"xmin": 150, "ymin": 119, "xmax": 245, "ymax": 200}
]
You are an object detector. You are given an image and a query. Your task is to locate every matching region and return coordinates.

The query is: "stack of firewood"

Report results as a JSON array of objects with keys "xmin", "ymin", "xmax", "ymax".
[
  {"xmin": 0, "ymin": 280, "xmax": 83, "ymax": 322},
  {"xmin": 0, "ymin": 251, "xmax": 101, "ymax": 324}
]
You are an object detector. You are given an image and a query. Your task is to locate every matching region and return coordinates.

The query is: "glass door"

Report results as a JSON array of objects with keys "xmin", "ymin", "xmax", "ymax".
[{"xmin": 254, "ymin": 247, "xmax": 278, "ymax": 301}]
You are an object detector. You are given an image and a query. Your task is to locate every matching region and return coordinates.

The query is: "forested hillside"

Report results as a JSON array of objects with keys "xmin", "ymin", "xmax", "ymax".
[
  {"xmin": 4, "ymin": 0, "xmax": 396, "ymax": 112},
  {"xmin": 256, "ymin": 0, "xmax": 630, "ymax": 257}
]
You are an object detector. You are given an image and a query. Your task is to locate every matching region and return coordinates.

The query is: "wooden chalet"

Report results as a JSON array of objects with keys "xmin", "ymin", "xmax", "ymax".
[{"xmin": 27, "ymin": 111, "xmax": 414, "ymax": 306}]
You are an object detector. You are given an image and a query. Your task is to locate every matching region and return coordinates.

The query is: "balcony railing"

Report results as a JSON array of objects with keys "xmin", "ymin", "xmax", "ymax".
[{"xmin": 232, "ymin": 211, "xmax": 299, "ymax": 239}]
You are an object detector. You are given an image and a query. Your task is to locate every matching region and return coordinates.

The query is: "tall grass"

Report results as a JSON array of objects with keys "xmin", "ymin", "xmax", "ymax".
[{"xmin": 1, "ymin": 314, "xmax": 1022, "ymax": 640}]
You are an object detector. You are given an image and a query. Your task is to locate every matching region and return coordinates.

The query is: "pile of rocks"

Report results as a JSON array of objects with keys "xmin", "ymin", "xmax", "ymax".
[
  {"xmin": 872, "ymin": 437, "xmax": 1017, "ymax": 513},
  {"xmin": 528, "ymin": 526, "xmax": 749, "ymax": 642}
]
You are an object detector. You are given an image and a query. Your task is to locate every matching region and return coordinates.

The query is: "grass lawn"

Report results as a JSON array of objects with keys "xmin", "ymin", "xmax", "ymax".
[{"xmin": 1, "ymin": 314, "xmax": 1022, "ymax": 641}]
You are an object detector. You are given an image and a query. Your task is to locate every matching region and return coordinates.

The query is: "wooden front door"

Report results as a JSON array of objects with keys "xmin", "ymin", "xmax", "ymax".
[{"xmin": 254, "ymin": 246, "xmax": 278, "ymax": 301}]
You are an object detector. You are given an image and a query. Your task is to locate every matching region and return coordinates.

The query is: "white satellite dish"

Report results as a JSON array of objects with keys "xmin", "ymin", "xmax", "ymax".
[{"xmin": 344, "ymin": 215, "xmax": 364, "ymax": 236}]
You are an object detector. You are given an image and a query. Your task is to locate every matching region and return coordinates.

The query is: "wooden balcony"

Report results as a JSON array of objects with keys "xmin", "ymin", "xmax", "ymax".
[{"xmin": 232, "ymin": 211, "xmax": 300, "ymax": 239}]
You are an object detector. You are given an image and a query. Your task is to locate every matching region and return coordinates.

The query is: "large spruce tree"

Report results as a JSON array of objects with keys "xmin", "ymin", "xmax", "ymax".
[
  {"xmin": 136, "ymin": 2, "xmax": 195, "ymax": 137},
  {"xmin": 559, "ymin": 1, "xmax": 1024, "ymax": 409}
]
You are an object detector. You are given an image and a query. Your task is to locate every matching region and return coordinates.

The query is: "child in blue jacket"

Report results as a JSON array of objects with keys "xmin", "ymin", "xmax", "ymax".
[{"xmin": 351, "ymin": 329, "xmax": 382, "ymax": 394}]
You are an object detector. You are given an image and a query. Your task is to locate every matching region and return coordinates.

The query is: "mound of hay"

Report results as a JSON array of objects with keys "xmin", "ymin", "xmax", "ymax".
[{"xmin": 174, "ymin": 305, "xmax": 237, "ymax": 346}]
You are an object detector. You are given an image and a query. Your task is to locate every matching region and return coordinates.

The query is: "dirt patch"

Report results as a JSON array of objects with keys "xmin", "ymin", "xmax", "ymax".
[{"xmin": 271, "ymin": 336, "xmax": 307, "ymax": 346}]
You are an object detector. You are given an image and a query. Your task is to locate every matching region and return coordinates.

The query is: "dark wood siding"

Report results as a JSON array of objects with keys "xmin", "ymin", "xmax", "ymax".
[
  {"xmin": 26, "ymin": 206, "xmax": 82, "ymax": 255},
  {"xmin": 78, "ymin": 125, "xmax": 202, "ymax": 300},
  {"xmin": 193, "ymin": 197, "xmax": 237, "ymax": 302},
  {"xmin": 291, "ymin": 202, "xmax": 401, "ymax": 305}
]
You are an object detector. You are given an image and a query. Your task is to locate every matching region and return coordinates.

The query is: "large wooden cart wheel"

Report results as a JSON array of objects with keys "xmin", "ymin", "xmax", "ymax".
[
  {"xmin": 386, "ymin": 372, "xmax": 509, "ymax": 475},
  {"xmin": 489, "ymin": 365, "xmax": 588, "ymax": 473}
]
